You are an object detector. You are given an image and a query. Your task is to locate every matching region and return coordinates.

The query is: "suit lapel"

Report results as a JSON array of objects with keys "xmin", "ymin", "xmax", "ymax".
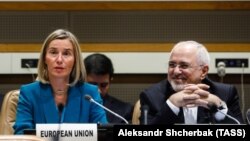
[
  {"xmin": 103, "ymin": 95, "xmax": 114, "ymax": 122},
  {"xmin": 64, "ymin": 86, "xmax": 81, "ymax": 122},
  {"xmin": 41, "ymin": 84, "xmax": 82, "ymax": 123},
  {"xmin": 197, "ymin": 106, "xmax": 211, "ymax": 123},
  {"xmin": 41, "ymin": 84, "xmax": 59, "ymax": 123}
]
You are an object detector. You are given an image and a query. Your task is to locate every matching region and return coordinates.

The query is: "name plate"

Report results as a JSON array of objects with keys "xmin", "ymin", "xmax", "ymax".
[{"xmin": 36, "ymin": 123, "xmax": 97, "ymax": 141}]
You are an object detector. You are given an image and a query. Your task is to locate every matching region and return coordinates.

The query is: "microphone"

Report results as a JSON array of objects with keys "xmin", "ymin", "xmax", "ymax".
[
  {"xmin": 217, "ymin": 61, "xmax": 226, "ymax": 77},
  {"xmin": 217, "ymin": 61, "xmax": 226, "ymax": 83},
  {"xmin": 207, "ymin": 103, "xmax": 240, "ymax": 124},
  {"xmin": 25, "ymin": 63, "xmax": 35, "ymax": 82},
  {"xmin": 58, "ymin": 103, "xmax": 64, "ymax": 122},
  {"xmin": 142, "ymin": 105, "xmax": 149, "ymax": 125},
  {"xmin": 84, "ymin": 95, "xmax": 129, "ymax": 124},
  {"xmin": 55, "ymin": 103, "xmax": 64, "ymax": 141}
]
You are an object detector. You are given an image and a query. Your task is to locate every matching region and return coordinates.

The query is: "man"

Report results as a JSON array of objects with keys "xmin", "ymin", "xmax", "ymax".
[
  {"xmin": 84, "ymin": 53, "xmax": 133, "ymax": 124},
  {"xmin": 140, "ymin": 41, "xmax": 244, "ymax": 124}
]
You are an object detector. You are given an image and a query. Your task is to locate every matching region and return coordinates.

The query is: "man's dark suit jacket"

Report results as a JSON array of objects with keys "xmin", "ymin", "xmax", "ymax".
[
  {"xmin": 140, "ymin": 78, "xmax": 244, "ymax": 124},
  {"xmin": 103, "ymin": 94, "xmax": 133, "ymax": 124}
]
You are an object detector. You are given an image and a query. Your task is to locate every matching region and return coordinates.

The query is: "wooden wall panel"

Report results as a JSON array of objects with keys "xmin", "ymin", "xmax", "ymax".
[
  {"xmin": 0, "ymin": 43, "xmax": 250, "ymax": 52},
  {"xmin": 0, "ymin": 2, "xmax": 249, "ymax": 11},
  {"xmin": 0, "ymin": 2, "xmax": 249, "ymax": 52}
]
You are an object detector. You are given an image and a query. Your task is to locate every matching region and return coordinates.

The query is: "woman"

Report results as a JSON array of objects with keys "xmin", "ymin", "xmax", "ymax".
[{"xmin": 14, "ymin": 29, "xmax": 107, "ymax": 134}]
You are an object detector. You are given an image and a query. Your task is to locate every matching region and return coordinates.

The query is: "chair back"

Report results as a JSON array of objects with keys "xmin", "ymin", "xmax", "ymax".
[
  {"xmin": 132, "ymin": 100, "xmax": 141, "ymax": 125},
  {"xmin": 246, "ymin": 108, "xmax": 250, "ymax": 124},
  {"xmin": 0, "ymin": 90, "xmax": 20, "ymax": 135}
]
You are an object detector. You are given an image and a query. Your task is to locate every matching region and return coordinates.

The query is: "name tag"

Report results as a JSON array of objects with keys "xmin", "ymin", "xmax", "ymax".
[{"xmin": 36, "ymin": 123, "xmax": 97, "ymax": 141}]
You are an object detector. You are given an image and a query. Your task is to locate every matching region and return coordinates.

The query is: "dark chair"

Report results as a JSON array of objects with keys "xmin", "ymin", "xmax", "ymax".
[{"xmin": 246, "ymin": 108, "xmax": 250, "ymax": 124}]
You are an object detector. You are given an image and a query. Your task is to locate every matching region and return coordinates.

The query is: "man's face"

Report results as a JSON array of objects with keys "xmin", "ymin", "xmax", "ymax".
[
  {"xmin": 167, "ymin": 46, "xmax": 206, "ymax": 92},
  {"xmin": 86, "ymin": 73, "xmax": 110, "ymax": 97}
]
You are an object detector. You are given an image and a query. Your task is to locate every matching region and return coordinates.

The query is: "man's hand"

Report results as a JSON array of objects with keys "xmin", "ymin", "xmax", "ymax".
[{"xmin": 168, "ymin": 83, "xmax": 222, "ymax": 108}]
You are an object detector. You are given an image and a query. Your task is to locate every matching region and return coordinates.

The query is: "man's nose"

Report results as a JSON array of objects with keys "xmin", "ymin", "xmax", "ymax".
[{"xmin": 173, "ymin": 65, "xmax": 182, "ymax": 73}]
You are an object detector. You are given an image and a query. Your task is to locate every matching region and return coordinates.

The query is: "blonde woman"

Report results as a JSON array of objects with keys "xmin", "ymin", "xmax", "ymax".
[{"xmin": 14, "ymin": 29, "xmax": 107, "ymax": 134}]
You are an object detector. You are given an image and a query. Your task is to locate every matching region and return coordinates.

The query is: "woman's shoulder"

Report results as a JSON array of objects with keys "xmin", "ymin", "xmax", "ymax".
[
  {"xmin": 76, "ymin": 82, "xmax": 100, "ymax": 98},
  {"xmin": 21, "ymin": 81, "xmax": 40, "ymax": 88},
  {"xmin": 77, "ymin": 82, "xmax": 98, "ymax": 92},
  {"xmin": 20, "ymin": 81, "xmax": 48, "ymax": 92},
  {"xmin": 19, "ymin": 81, "xmax": 45, "ymax": 99}
]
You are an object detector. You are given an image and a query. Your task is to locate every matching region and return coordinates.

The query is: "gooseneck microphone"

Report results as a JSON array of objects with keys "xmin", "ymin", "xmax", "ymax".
[
  {"xmin": 84, "ymin": 95, "xmax": 129, "ymax": 124},
  {"xmin": 25, "ymin": 63, "xmax": 35, "ymax": 82},
  {"xmin": 208, "ymin": 103, "xmax": 240, "ymax": 125},
  {"xmin": 55, "ymin": 103, "xmax": 64, "ymax": 141},
  {"xmin": 58, "ymin": 103, "xmax": 64, "ymax": 122},
  {"xmin": 142, "ymin": 105, "xmax": 149, "ymax": 125}
]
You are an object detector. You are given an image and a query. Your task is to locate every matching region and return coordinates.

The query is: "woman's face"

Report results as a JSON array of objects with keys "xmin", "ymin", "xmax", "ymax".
[{"xmin": 45, "ymin": 39, "xmax": 75, "ymax": 80}]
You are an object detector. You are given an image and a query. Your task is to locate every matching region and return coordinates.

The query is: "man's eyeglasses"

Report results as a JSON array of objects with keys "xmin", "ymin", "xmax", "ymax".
[
  {"xmin": 168, "ymin": 62, "xmax": 203, "ymax": 70},
  {"xmin": 89, "ymin": 82, "xmax": 109, "ymax": 88}
]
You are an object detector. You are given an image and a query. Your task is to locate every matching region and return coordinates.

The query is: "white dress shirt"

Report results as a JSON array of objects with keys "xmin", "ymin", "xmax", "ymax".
[{"xmin": 166, "ymin": 99, "xmax": 228, "ymax": 124}]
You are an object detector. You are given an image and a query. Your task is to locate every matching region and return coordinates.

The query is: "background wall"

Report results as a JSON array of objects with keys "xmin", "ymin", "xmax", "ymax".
[{"xmin": 0, "ymin": 1, "xmax": 249, "ymax": 121}]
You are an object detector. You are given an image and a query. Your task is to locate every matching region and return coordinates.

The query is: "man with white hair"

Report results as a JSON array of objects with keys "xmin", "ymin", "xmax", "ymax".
[{"xmin": 140, "ymin": 40, "xmax": 244, "ymax": 124}]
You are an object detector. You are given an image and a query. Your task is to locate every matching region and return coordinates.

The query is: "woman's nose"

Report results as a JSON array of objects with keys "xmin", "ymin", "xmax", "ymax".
[{"xmin": 56, "ymin": 53, "xmax": 63, "ymax": 63}]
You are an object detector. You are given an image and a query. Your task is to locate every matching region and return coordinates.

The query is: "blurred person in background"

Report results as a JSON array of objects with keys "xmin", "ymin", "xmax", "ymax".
[{"xmin": 84, "ymin": 53, "xmax": 133, "ymax": 124}]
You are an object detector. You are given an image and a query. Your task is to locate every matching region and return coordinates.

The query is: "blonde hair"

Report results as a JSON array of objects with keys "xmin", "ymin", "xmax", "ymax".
[{"xmin": 37, "ymin": 29, "xmax": 86, "ymax": 86}]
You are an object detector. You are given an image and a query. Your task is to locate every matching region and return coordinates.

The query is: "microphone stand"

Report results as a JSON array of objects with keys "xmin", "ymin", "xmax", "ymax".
[
  {"xmin": 142, "ymin": 105, "xmax": 149, "ymax": 125},
  {"xmin": 217, "ymin": 110, "xmax": 241, "ymax": 125},
  {"xmin": 208, "ymin": 103, "xmax": 240, "ymax": 124},
  {"xmin": 25, "ymin": 63, "xmax": 35, "ymax": 82},
  {"xmin": 85, "ymin": 95, "xmax": 129, "ymax": 124},
  {"xmin": 55, "ymin": 104, "xmax": 64, "ymax": 141}
]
